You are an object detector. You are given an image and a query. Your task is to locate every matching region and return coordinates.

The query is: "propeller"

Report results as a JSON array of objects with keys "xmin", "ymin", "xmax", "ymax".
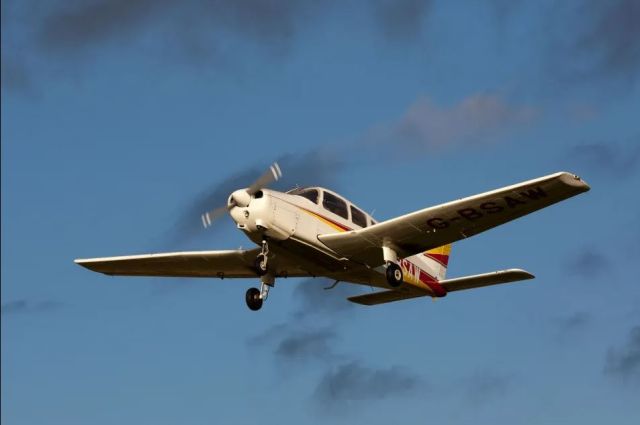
[{"xmin": 201, "ymin": 162, "xmax": 283, "ymax": 228}]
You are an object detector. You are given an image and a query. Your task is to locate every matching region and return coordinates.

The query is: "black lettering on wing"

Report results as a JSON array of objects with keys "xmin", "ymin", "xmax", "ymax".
[
  {"xmin": 480, "ymin": 201, "xmax": 504, "ymax": 214},
  {"xmin": 427, "ymin": 218, "xmax": 449, "ymax": 229},
  {"xmin": 457, "ymin": 208, "xmax": 483, "ymax": 221},
  {"xmin": 504, "ymin": 196, "xmax": 526, "ymax": 208},
  {"xmin": 520, "ymin": 186, "xmax": 547, "ymax": 201}
]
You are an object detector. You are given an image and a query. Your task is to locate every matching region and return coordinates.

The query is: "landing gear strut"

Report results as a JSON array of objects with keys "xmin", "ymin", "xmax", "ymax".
[
  {"xmin": 254, "ymin": 238, "xmax": 269, "ymax": 276},
  {"xmin": 246, "ymin": 255, "xmax": 275, "ymax": 311},
  {"xmin": 383, "ymin": 245, "xmax": 403, "ymax": 288}
]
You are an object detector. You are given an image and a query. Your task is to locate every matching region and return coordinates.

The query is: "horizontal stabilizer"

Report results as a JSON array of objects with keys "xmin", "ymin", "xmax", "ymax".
[
  {"xmin": 347, "ymin": 269, "xmax": 534, "ymax": 306},
  {"xmin": 347, "ymin": 289, "xmax": 429, "ymax": 306},
  {"xmin": 439, "ymin": 269, "xmax": 534, "ymax": 292}
]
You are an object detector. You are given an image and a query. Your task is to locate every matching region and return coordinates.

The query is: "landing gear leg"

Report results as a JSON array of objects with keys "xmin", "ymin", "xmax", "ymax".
[
  {"xmin": 254, "ymin": 238, "xmax": 270, "ymax": 276},
  {"xmin": 245, "ymin": 272, "xmax": 275, "ymax": 311},
  {"xmin": 383, "ymin": 245, "xmax": 403, "ymax": 288}
]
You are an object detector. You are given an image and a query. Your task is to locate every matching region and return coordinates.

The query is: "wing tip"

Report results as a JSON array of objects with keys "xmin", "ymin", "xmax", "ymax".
[
  {"xmin": 505, "ymin": 268, "xmax": 536, "ymax": 280},
  {"xmin": 558, "ymin": 171, "xmax": 591, "ymax": 193}
]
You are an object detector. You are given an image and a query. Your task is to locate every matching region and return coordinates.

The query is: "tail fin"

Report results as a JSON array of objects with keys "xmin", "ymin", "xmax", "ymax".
[{"xmin": 424, "ymin": 244, "xmax": 452, "ymax": 281}]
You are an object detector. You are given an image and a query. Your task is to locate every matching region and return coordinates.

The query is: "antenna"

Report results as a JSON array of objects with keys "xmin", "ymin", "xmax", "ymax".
[{"xmin": 370, "ymin": 208, "xmax": 376, "ymax": 217}]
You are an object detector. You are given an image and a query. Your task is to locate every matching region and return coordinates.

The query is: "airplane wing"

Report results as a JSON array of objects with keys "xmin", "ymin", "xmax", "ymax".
[
  {"xmin": 319, "ymin": 171, "xmax": 590, "ymax": 267},
  {"xmin": 75, "ymin": 249, "xmax": 310, "ymax": 279},
  {"xmin": 348, "ymin": 269, "xmax": 534, "ymax": 305}
]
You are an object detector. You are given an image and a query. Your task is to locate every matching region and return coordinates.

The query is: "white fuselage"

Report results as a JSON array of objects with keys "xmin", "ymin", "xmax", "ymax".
[{"xmin": 228, "ymin": 188, "xmax": 447, "ymax": 295}]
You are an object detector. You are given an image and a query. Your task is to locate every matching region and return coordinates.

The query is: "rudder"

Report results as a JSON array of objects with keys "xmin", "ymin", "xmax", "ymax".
[{"xmin": 424, "ymin": 244, "xmax": 452, "ymax": 281}]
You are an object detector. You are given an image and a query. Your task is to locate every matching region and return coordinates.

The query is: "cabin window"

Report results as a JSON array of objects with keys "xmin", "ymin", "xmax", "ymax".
[
  {"xmin": 351, "ymin": 206, "xmax": 367, "ymax": 228},
  {"xmin": 323, "ymin": 192, "xmax": 349, "ymax": 220},
  {"xmin": 297, "ymin": 189, "xmax": 319, "ymax": 204},
  {"xmin": 287, "ymin": 188, "xmax": 319, "ymax": 204},
  {"xmin": 370, "ymin": 217, "xmax": 378, "ymax": 226}
]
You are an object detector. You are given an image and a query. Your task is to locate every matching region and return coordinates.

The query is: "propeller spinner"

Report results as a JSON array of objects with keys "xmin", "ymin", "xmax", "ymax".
[{"xmin": 201, "ymin": 162, "xmax": 283, "ymax": 228}]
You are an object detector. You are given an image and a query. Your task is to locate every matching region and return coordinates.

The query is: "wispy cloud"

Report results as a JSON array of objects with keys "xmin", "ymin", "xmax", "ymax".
[
  {"xmin": 372, "ymin": 0, "xmax": 432, "ymax": 41},
  {"xmin": 571, "ymin": 0, "xmax": 640, "ymax": 83},
  {"xmin": 1, "ymin": 299, "xmax": 63, "ymax": 316},
  {"xmin": 313, "ymin": 360, "xmax": 424, "ymax": 410},
  {"xmin": 367, "ymin": 93, "xmax": 538, "ymax": 156},
  {"xmin": 605, "ymin": 325, "xmax": 640, "ymax": 386},
  {"xmin": 554, "ymin": 311, "xmax": 592, "ymax": 333},
  {"xmin": 568, "ymin": 140, "xmax": 640, "ymax": 179},
  {"xmin": 564, "ymin": 248, "xmax": 610, "ymax": 279},
  {"xmin": 461, "ymin": 370, "xmax": 517, "ymax": 405},
  {"xmin": 274, "ymin": 328, "xmax": 338, "ymax": 363},
  {"xmin": 550, "ymin": 311, "xmax": 593, "ymax": 345}
]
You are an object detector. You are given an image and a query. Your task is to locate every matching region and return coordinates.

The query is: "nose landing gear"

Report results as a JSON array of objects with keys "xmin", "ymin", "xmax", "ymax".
[
  {"xmin": 254, "ymin": 239, "xmax": 269, "ymax": 276},
  {"xmin": 246, "ymin": 245, "xmax": 275, "ymax": 311},
  {"xmin": 246, "ymin": 281, "xmax": 271, "ymax": 311}
]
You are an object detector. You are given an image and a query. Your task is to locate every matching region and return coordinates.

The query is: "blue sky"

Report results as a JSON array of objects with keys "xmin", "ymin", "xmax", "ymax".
[{"xmin": 2, "ymin": 0, "xmax": 640, "ymax": 424}]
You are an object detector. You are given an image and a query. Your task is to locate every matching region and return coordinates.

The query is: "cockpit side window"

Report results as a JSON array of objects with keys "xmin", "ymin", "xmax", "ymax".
[
  {"xmin": 323, "ymin": 192, "xmax": 349, "ymax": 220},
  {"xmin": 350, "ymin": 206, "xmax": 367, "ymax": 228},
  {"xmin": 298, "ymin": 189, "xmax": 319, "ymax": 204},
  {"xmin": 288, "ymin": 188, "xmax": 319, "ymax": 204}
]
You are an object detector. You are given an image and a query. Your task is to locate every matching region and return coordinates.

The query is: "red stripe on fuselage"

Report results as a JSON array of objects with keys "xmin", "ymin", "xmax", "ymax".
[
  {"xmin": 298, "ymin": 206, "xmax": 352, "ymax": 231},
  {"xmin": 418, "ymin": 269, "xmax": 447, "ymax": 297}
]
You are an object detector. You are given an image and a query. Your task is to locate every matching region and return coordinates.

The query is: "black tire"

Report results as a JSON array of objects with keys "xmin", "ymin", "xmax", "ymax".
[
  {"xmin": 254, "ymin": 254, "xmax": 268, "ymax": 276},
  {"xmin": 386, "ymin": 263, "xmax": 403, "ymax": 288},
  {"xmin": 246, "ymin": 287, "xmax": 263, "ymax": 311}
]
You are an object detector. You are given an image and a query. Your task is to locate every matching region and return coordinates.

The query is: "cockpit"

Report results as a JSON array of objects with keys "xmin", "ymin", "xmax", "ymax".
[{"xmin": 286, "ymin": 187, "xmax": 376, "ymax": 228}]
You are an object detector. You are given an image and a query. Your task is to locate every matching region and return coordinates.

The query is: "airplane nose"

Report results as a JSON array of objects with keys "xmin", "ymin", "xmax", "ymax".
[{"xmin": 230, "ymin": 189, "xmax": 251, "ymax": 208}]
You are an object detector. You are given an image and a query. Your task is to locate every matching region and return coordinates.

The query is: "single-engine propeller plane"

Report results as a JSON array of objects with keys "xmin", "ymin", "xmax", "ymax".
[{"xmin": 75, "ymin": 165, "xmax": 590, "ymax": 311}]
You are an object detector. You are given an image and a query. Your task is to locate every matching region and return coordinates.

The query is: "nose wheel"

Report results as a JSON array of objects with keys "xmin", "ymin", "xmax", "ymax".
[
  {"xmin": 246, "ymin": 287, "xmax": 263, "ymax": 311},
  {"xmin": 246, "ymin": 281, "xmax": 272, "ymax": 311}
]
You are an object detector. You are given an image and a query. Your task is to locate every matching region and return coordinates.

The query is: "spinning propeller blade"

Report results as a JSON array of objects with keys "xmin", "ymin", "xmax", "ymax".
[
  {"xmin": 200, "ymin": 162, "xmax": 283, "ymax": 229},
  {"xmin": 247, "ymin": 162, "xmax": 282, "ymax": 195},
  {"xmin": 201, "ymin": 205, "xmax": 227, "ymax": 229}
]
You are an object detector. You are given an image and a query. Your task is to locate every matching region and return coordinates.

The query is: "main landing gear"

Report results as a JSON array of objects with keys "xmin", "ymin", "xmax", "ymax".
[
  {"xmin": 383, "ymin": 245, "xmax": 403, "ymax": 288},
  {"xmin": 246, "ymin": 238, "xmax": 274, "ymax": 311}
]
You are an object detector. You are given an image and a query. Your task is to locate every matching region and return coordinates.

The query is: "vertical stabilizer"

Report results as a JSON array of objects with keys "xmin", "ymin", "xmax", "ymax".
[{"xmin": 424, "ymin": 244, "xmax": 452, "ymax": 281}]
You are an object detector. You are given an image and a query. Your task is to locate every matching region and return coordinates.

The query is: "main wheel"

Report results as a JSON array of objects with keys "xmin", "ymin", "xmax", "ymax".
[
  {"xmin": 254, "ymin": 254, "xmax": 268, "ymax": 276},
  {"xmin": 246, "ymin": 287, "xmax": 263, "ymax": 311},
  {"xmin": 386, "ymin": 263, "xmax": 403, "ymax": 288}
]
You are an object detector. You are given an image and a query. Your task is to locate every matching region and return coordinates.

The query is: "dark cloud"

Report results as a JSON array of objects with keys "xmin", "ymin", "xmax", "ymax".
[
  {"xmin": 313, "ymin": 361, "xmax": 423, "ymax": 409},
  {"xmin": 161, "ymin": 147, "xmax": 346, "ymax": 250},
  {"xmin": 291, "ymin": 277, "xmax": 363, "ymax": 320},
  {"xmin": 605, "ymin": 326, "xmax": 640, "ymax": 385},
  {"xmin": 373, "ymin": 0, "xmax": 432, "ymax": 41},
  {"xmin": 568, "ymin": 140, "xmax": 640, "ymax": 179},
  {"xmin": 564, "ymin": 248, "xmax": 609, "ymax": 279},
  {"xmin": 36, "ymin": 0, "xmax": 322, "ymax": 55},
  {"xmin": 1, "ymin": 300, "xmax": 63, "ymax": 316},
  {"xmin": 462, "ymin": 371, "xmax": 516, "ymax": 405},
  {"xmin": 573, "ymin": 0, "xmax": 640, "ymax": 82},
  {"xmin": 247, "ymin": 278, "xmax": 363, "ymax": 360},
  {"xmin": 274, "ymin": 328, "xmax": 338, "ymax": 362},
  {"xmin": 547, "ymin": 0, "xmax": 640, "ymax": 85}
]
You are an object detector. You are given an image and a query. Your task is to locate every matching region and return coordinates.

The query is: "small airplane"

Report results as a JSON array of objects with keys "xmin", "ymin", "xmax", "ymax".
[{"xmin": 75, "ymin": 164, "xmax": 590, "ymax": 311}]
